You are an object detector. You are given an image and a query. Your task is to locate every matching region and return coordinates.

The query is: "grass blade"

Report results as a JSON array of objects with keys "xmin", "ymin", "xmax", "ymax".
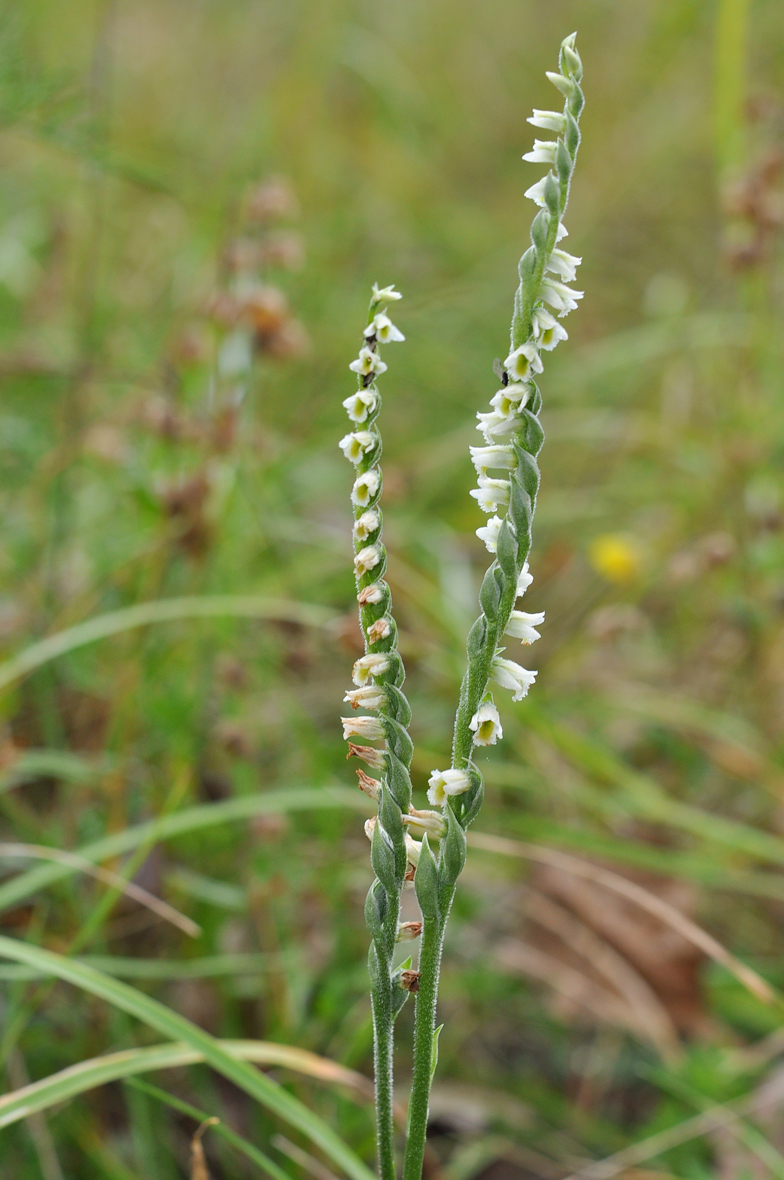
[
  {"xmin": 0, "ymin": 596, "xmax": 338, "ymax": 694},
  {"xmin": 0, "ymin": 936, "xmax": 374, "ymax": 1180},
  {"xmin": 0, "ymin": 786, "xmax": 370, "ymax": 915},
  {"xmin": 0, "ymin": 1039, "xmax": 373, "ymax": 1129}
]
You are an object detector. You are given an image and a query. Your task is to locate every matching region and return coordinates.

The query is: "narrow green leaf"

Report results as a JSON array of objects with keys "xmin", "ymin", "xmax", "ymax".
[{"xmin": 0, "ymin": 937, "xmax": 374, "ymax": 1180}]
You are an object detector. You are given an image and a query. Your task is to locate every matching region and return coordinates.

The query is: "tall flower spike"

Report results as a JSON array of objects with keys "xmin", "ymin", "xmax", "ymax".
[
  {"xmin": 458, "ymin": 29, "xmax": 585, "ymax": 788},
  {"xmin": 400, "ymin": 38, "xmax": 586, "ymax": 1180},
  {"xmin": 340, "ymin": 283, "xmax": 412, "ymax": 1180}
]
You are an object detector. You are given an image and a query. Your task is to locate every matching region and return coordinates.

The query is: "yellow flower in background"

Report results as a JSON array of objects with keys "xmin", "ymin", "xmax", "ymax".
[{"xmin": 589, "ymin": 533, "xmax": 642, "ymax": 583}]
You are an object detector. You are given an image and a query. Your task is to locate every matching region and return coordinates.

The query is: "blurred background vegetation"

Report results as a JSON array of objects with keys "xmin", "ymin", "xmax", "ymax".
[{"xmin": 1, "ymin": 0, "xmax": 784, "ymax": 1176}]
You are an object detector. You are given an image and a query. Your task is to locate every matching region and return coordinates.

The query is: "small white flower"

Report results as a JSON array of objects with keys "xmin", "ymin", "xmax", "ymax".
[
  {"xmin": 371, "ymin": 283, "xmax": 402, "ymax": 303},
  {"xmin": 523, "ymin": 139, "xmax": 558, "ymax": 165},
  {"xmin": 364, "ymin": 313, "xmax": 405, "ymax": 343},
  {"xmin": 364, "ymin": 816, "xmax": 376, "ymax": 840},
  {"xmin": 402, "ymin": 807, "xmax": 447, "ymax": 839},
  {"xmin": 469, "ymin": 444, "xmax": 516, "ymax": 475},
  {"xmin": 532, "ymin": 306, "xmax": 569, "ymax": 351},
  {"xmin": 524, "ymin": 176, "xmax": 551, "ymax": 208},
  {"xmin": 351, "ymin": 470, "xmax": 380, "ymax": 507},
  {"xmin": 517, "ymin": 561, "xmax": 533, "ymax": 596},
  {"xmin": 353, "ymin": 511, "xmax": 380, "ymax": 542},
  {"xmin": 354, "ymin": 545, "xmax": 381, "ymax": 576},
  {"xmin": 470, "ymin": 476, "xmax": 510, "ymax": 514},
  {"xmin": 469, "ymin": 701, "xmax": 503, "ymax": 746},
  {"xmin": 490, "ymin": 385, "xmax": 532, "ymax": 419},
  {"xmin": 476, "ymin": 514, "xmax": 504, "ymax": 553},
  {"xmin": 527, "ymin": 109, "xmax": 566, "ymax": 132},
  {"xmin": 352, "ymin": 653, "xmax": 390, "ymax": 685},
  {"xmin": 344, "ymin": 685, "xmax": 387, "ymax": 709},
  {"xmin": 358, "ymin": 583, "xmax": 384, "ymax": 605},
  {"xmin": 342, "ymin": 389, "xmax": 378, "ymax": 423},
  {"xmin": 547, "ymin": 249, "xmax": 581, "ymax": 284},
  {"xmin": 427, "ymin": 767, "xmax": 471, "ymax": 807},
  {"xmin": 339, "ymin": 431, "xmax": 375, "ymax": 462},
  {"xmin": 491, "ymin": 657, "xmax": 537, "ymax": 701},
  {"xmin": 541, "ymin": 278, "xmax": 583, "ymax": 316},
  {"xmin": 476, "ymin": 410, "xmax": 520, "ymax": 444},
  {"xmin": 341, "ymin": 715, "xmax": 385, "ymax": 741},
  {"xmin": 504, "ymin": 343, "xmax": 543, "ymax": 381},
  {"xmin": 556, "ymin": 221, "xmax": 568, "ymax": 242},
  {"xmin": 367, "ymin": 617, "xmax": 391, "ymax": 643},
  {"xmin": 505, "ymin": 610, "xmax": 545, "ymax": 644},
  {"xmin": 349, "ymin": 346, "xmax": 388, "ymax": 377}
]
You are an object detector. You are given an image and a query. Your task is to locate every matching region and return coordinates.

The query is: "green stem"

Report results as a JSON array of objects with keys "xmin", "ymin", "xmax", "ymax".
[
  {"xmin": 371, "ymin": 973, "xmax": 396, "ymax": 1180},
  {"xmin": 401, "ymin": 899, "xmax": 452, "ymax": 1180}
]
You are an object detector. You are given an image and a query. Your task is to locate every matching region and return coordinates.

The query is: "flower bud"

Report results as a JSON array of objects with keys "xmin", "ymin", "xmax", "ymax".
[
  {"xmin": 397, "ymin": 921, "xmax": 422, "ymax": 942},
  {"xmin": 371, "ymin": 283, "xmax": 402, "ymax": 303},
  {"xmin": 399, "ymin": 969, "xmax": 420, "ymax": 993}
]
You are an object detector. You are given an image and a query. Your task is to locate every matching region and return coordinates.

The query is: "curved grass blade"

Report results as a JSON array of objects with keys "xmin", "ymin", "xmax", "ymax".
[
  {"xmin": 0, "ymin": 786, "xmax": 370, "ymax": 915},
  {"xmin": 0, "ymin": 951, "xmax": 291, "ymax": 982},
  {"xmin": 0, "ymin": 936, "xmax": 374, "ymax": 1180},
  {"xmin": 0, "ymin": 1039, "xmax": 373, "ymax": 1130},
  {"xmin": 0, "ymin": 596, "xmax": 338, "ymax": 694}
]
